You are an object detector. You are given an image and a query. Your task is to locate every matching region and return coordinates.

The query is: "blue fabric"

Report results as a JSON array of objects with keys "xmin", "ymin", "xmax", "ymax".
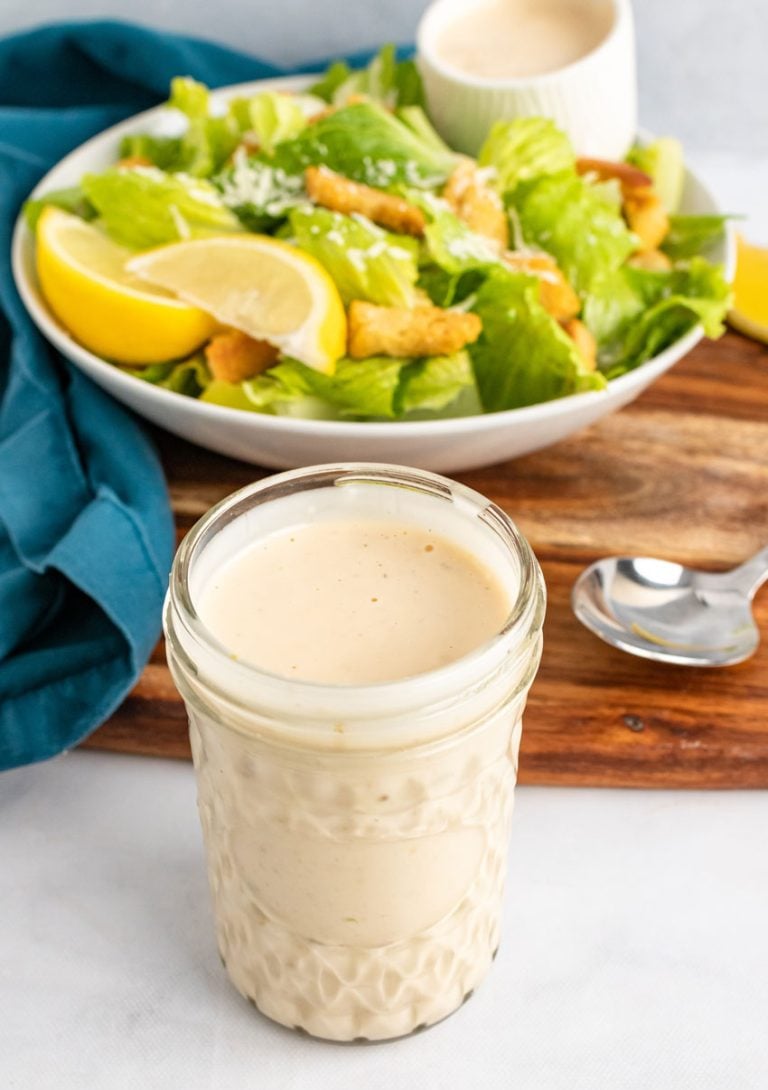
[{"xmin": 0, "ymin": 20, "xmax": 308, "ymax": 771}]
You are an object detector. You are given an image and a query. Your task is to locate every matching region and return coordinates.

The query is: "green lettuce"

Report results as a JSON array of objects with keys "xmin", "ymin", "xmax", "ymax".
[
  {"xmin": 662, "ymin": 214, "xmax": 731, "ymax": 260},
  {"xmin": 240, "ymin": 360, "xmax": 338, "ymax": 419},
  {"xmin": 414, "ymin": 193, "xmax": 502, "ymax": 275},
  {"xmin": 615, "ymin": 259, "xmax": 731, "ymax": 373},
  {"xmin": 626, "ymin": 137, "xmax": 684, "ymax": 212},
  {"xmin": 227, "ymin": 91, "xmax": 308, "ymax": 155},
  {"xmin": 135, "ymin": 355, "xmax": 211, "ymax": 397},
  {"xmin": 400, "ymin": 352, "xmax": 482, "ymax": 418},
  {"xmin": 396, "ymin": 105, "xmax": 453, "ymax": 156},
  {"xmin": 242, "ymin": 357, "xmax": 404, "ymax": 419},
  {"xmin": 165, "ymin": 77, "xmax": 241, "ymax": 177},
  {"xmin": 417, "ymin": 265, "xmax": 485, "ymax": 307},
  {"xmin": 584, "ymin": 258, "xmax": 731, "ymax": 376},
  {"xmin": 199, "ymin": 380, "xmax": 256, "ymax": 410},
  {"xmin": 582, "ymin": 266, "xmax": 664, "ymax": 348},
  {"xmin": 469, "ymin": 267, "xmax": 606, "ymax": 411},
  {"xmin": 513, "ymin": 171, "xmax": 635, "ymax": 293},
  {"xmin": 206, "ymin": 350, "xmax": 480, "ymax": 421},
  {"xmin": 479, "ymin": 118, "xmax": 575, "ymax": 195},
  {"xmin": 118, "ymin": 132, "xmax": 186, "ymax": 172},
  {"xmin": 215, "ymin": 153, "xmax": 306, "ymax": 231},
  {"xmin": 267, "ymin": 101, "xmax": 457, "ymax": 189},
  {"xmin": 289, "ymin": 205, "xmax": 419, "ymax": 307},
  {"xmin": 24, "ymin": 186, "xmax": 96, "ymax": 230},
  {"xmin": 309, "ymin": 44, "xmax": 425, "ymax": 109},
  {"xmin": 82, "ymin": 167, "xmax": 241, "ymax": 248}
]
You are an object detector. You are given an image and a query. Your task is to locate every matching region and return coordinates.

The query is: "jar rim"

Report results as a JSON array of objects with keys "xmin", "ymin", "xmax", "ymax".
[{"xmin": 165, "ymin": 463, "xmax": 545, "ymax": 735}]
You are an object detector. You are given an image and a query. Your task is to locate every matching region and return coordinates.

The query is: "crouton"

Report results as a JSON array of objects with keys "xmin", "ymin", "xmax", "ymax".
[
  {"xmin": 347, "ymin": 300, "xmax": 482, "ymax": 359},
  {"xmin": 204, "ymin": 329, "xmax": 279, "ymax": 383},
  {"xmin": 305, "ymin": 166, "xmax": 426, "ymax": 237},
  {"xmin": 504, "ymin": 251, "xmax": 581, "ymax": 321},
  {"xmin": 576, "ymin": 156, "xmax": 669, "ymax": 251},
  {"xmin": 443, "ymin": 159, "xmax": 509, "ymax": 249},
  {"xmin": 575, "ymin": 157, "xmax": 652, "ymax": 190},
  {"xmin": 622, "ymin": 187, "xmax": 670, "ymax": 251},
  {"xmin": 628, "ymin": 248, "xmax": 672, "ymax": 272},
  {"xmin": 117, "ymin": 155, "xmax": 153, "ymax": 169},
  {"xmin": 561, "ymin": 318, "xmax": 597, "ymax": 371}
]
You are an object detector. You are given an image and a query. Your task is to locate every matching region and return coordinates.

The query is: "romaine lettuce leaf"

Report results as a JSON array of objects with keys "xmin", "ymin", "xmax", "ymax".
[
  {"xmin": 582, "ymin": 265, "xmax": 664, "ymax": 349},
  {"xmin": 323, "ymin": 356, "xmax": 408, "ymax": 418},
  {"xmin": 395, "ymin": 106, "xmax": 452, "ymax": 156},
  {"xmin": 134, "ymin": 354, "xmax": 211, "ymax": 396},
  {"xmin": 616, "ymin": 258, "xmax": 731, "ymax": 373},
  {"xmin": 584, "ymin": 258, "xmax": 731, "ymax": 376},
  {"xmin": 267, "ymin": 101, "xmax": 457, "ymax": 189},
  {"xmin": 414, "ymin": 193, "xmax": 502, "ymax": 275},
  {"xmin": 118, "ymin": 133, "xmax": 186, "ymax": 172},
  {"xmin": 513, "ymin": 171, "xmax": 635, "ymax": 293},
  {"xmin": 82, "ymin": 167, "xmax": 242, "ymax": 248},
  {"xmin": 469, "ymin": 267, "xmax": 606, "ymax": 411},
  {"xmin": 662, "ymin": 214, "xmax": 731, "ymax": 260},
  {"xmin": 242, "ymin": 356, "xmax": 406, "ymax": 419},
  {"xmin": 417, "ymin": 265, "xmax": 485, "ymax": 307},
  {"xmin": 309, "ymin": 60, "xmax": 353, "ymax": 103},
  {"xmin": 310, "ymin": 45, "xmax": 425, "ymax": 109},
  {"xmin": 400, "ymin": 352, "xmax": 482, "ymax": 418},
  {"xmin": 479, "ymin": 118, "xmax": 575, "ymax": 195},
  {"xmin": 290, "ymin": 205, "xmax": 419, "ymax": 307},
  {"xmin": 626, "ymin": 138, "xmax": 684, "ymax": 212},
  {"xmin": 215, "ymin": 152, "xmax": 306, "ymax": 231},
  {"xmin": 227, "ymin": 91, "xmax": 308, "ymax": 155},
  {"xmin": 232, "ymin": 351, "xmax": 479, "ymax": 421},
  {"xmin": 199, "ymin": 380, "xmax": 256, "ymax": 410},
  {"xmin": 166, "ymin": 77, "xmax": 240, "ymax": 177},
  {"xmin": 241, "ymin": 360, "xmax": 338, "ymax": 419},
  {"xmin": 24, "ymin": 186, "xmax": 96, "ymax": 230}
]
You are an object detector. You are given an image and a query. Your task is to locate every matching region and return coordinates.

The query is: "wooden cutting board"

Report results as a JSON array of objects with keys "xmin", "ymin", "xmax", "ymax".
[{"xmin": 82, "ymin": 331, "xmax": 768, "ymax": 787}]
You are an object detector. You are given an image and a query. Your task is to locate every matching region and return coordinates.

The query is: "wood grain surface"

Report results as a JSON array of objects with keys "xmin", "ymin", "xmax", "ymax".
[{"xmin": 82, "ymin": 331, "xmax": 768, "ymax": 787}]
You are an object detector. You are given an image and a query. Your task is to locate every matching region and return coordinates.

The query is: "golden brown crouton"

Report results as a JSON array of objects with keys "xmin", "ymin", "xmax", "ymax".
[
  {"xmin": 628, "ymin": 248, "xmax": 672, "ymax": 272},
  {"xmin": 561, "ymin": 318, "xmax": 597, "ymax": 371},
  {"xmin": 504, "ymin": 251, "xmax": 581, "ymax": 321},
  {"xmin": 305, "ymin": 166, "xmax": 426, "ymax": 237},
  {"xmin": 622, "ymin": 187, "xmax": 670, "ymax": 251},
  {"xmin": 204, "ymin": 330, "xmax": 279, "ymax": 383},
  {"xmin": 575, "ymin": 157, "xmax": 652, "ymax": 189},
  {"xmin": 347, "ymin": 301, "xmax": 482, "ymax": 359},
  {"xmin": 443, "ymin": 159, "xmax": 509, "ymax": 249},
  {"xmin": 117, "ymin": 155, "xmax": 153, "ymax": 169},
  {"xmin": 575, "ymin": 156, "xmax": 669, "ymax": 251}
]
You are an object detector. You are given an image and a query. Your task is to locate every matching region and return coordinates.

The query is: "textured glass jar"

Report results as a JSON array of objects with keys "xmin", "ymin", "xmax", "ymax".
[{"xmin": 164, "ymin": 464, "xmax": 545, "ymax": 1042}]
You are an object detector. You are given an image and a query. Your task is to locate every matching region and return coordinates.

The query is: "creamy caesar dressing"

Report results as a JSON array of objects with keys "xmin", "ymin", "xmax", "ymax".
[
  {"xmin": 435, "ymin": 0, "xmax": 614, "ymax": 79},
  {"xmin": 198, "ymin": 519, "xmax": 511, "ymax": 684}
]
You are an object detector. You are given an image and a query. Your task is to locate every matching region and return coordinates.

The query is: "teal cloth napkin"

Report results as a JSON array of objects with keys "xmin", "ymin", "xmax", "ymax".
[{"xmin": 0, "ymin": 21, "xmax": 296, "ymax": 771}]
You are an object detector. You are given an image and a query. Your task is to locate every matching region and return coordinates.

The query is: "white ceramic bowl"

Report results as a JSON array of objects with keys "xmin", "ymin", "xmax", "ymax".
[
  {"xmin": 417, "ymin": 0, "xmax": 637, "ymax": 159},
  {"xmin": 12, "ymin": 75, "xmax": 733, "ymax": 474}
]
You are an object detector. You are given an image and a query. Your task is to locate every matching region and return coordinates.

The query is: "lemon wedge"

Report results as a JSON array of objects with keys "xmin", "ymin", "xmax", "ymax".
[
  {"xmin": 128, "ymin": 236, "xmax": 347, "ymax": 374},
  {"xmin": 728, "ymin": 234, "xmax": 768, "ymax": 344},
  {"xmin": 35, "ymin": 207, "xmax": 217, "ymax": 363}
]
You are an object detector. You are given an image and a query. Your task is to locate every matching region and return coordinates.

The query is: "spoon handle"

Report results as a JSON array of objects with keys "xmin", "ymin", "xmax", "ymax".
[{"xmin": 730, "ymin": 545, "xmax": 768, "ymax": 598}]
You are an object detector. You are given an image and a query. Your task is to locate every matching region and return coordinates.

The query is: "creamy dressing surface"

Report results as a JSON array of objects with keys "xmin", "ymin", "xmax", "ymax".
[
  {"xmin": 435, "ymin": 0, "xmax": 614, "ymax": 79},
  {"xmin": 198, "ymin": 519, "xmax": 511, "ymax": 684}
]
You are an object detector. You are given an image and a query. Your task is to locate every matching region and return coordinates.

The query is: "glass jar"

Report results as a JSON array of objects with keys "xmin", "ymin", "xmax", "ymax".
[{"xmin": 164, "ymin": 464, "xmax": 545, "ymax": 1042}]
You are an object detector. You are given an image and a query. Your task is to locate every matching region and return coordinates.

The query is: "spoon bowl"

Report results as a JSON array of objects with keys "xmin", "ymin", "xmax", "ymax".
[{"xmin": 572, "ymin": 548, "xmax": 768, "ymax": 667}]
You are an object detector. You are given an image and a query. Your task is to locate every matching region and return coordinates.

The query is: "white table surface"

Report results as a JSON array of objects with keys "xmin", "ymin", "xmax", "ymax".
[{"xmin": 2, "ymin": 750, "xmax": 768, "ymax": 1090}]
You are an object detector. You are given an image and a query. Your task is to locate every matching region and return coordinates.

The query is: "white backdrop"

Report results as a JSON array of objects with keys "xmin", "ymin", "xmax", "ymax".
[{"xmin": 0, "ymin": 0, "xmax": 765, "ymax": 157}]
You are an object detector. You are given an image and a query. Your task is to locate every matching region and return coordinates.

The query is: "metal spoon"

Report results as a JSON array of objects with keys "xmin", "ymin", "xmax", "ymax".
[{"xmin": 571, "ymin": 546, "xmax": 768, "ymax": 666}]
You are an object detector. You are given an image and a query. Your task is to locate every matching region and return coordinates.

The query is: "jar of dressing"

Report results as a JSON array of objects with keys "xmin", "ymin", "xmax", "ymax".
[{"xmin": 164, "ymin": 464, "xmax": 545, "ymax": 1041}]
